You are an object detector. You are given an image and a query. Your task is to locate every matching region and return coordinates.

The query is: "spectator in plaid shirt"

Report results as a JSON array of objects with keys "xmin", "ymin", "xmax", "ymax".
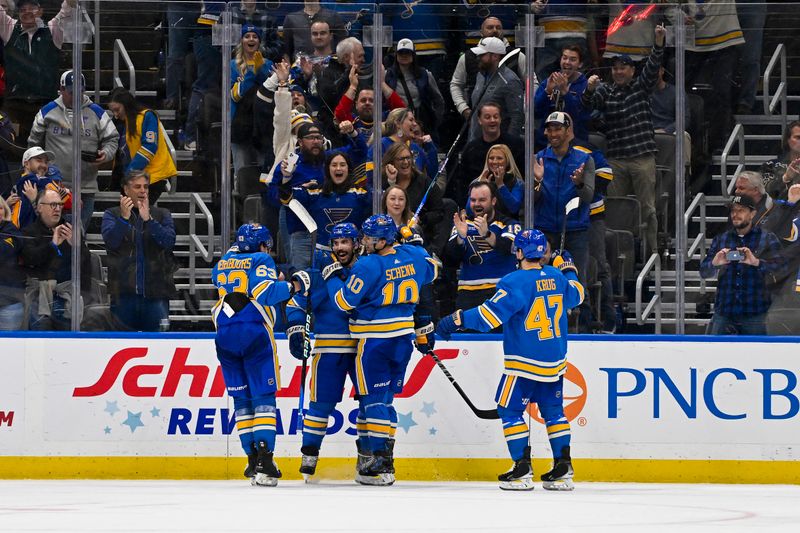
[
  {"xmin": 582, "ymin": 24, "xmax": 665, "ymax": 254},
  {"xmin": 700, "ymin": 195, "xmax": 785, "ymax": 335}
]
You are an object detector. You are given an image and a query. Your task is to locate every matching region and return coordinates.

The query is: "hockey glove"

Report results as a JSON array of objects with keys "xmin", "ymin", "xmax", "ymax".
[
  {"xmin": 552, "ymin": 250, "xmax": 578, "ymax": 276},
  {"xmin": 436, "ymin": 309, "xmax": 463, "ymax": 341},
  {"xmin": 322, "ymin": 261, "xmax": 346, "ymax": 281},
  {"xmin": 414, "ymin": 319, "xmax": 435, "ymax": 354},
  {"xmin": 286, "ymin": 324, "xmax": 307, "ymax": 360},
  {"xmin": 290, "ymin": 270, "xmax": 313, "ymax": 296}
]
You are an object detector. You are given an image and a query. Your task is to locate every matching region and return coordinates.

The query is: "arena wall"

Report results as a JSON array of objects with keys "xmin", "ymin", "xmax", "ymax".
[{"xmin": 1, "ymin": 333, "xmax": 798, "ymax": 484}]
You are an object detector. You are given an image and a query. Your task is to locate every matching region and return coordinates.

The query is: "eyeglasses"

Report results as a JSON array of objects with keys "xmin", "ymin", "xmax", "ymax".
[
  {"xmin": 303, "ymin": 134, "xmax": 324, "ymax": 141},
  {"xmin": 41, "ymin": 202, "xmax": 64, "ymax": 210}
]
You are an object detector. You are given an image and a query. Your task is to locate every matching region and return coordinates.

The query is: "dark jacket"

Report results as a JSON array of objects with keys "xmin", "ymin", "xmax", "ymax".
[
  {"xmin": 0, "ymin": 220, "xmax": 25, "ymax": 306},
  {"xmin": 19, "ymin": 216, "xmax": 90, "ymax": 289},
  {"xmin": 385, "ymin": 62, "xmax": 445, "ymax": 135},
  {"xmin": 101, "ymin": 205, "xmax": 176, "ymax": 300},
  {"xmin": 4, "ymin": 23, "xmax": 59, "ymax": 102}
]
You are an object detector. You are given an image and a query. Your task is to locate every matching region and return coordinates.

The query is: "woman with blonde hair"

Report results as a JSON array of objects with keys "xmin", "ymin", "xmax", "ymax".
[
  {"xmin": 0, "ymin": 195, "xmax": 25, "ymax": 330},
  {"xmin": 366, "ymin": 107, "xmax": 438, "ymax": 181},
  {"xmin": 478, "ymin": 143, "xmax": 524, "ymax": 218}
]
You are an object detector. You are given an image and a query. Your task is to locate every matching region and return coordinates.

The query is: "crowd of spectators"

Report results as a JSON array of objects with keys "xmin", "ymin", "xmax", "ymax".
[{"xmin": 0, "ymin": 1, "xmax": 797, "ymax": 336}]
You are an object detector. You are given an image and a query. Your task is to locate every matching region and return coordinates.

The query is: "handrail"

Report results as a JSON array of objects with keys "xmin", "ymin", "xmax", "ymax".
[
  {"xmin": 635, "ymin": 252, "xmax": 662, "ymax": 333},
  {"xmin": 762, "ymin": 44, "xmax": 788, "ymax": 132},
  {"xmin": 719, "ymin": 123, "xmax": 745, "ymax": 199},
  {"xmin": 684, "ymin": 192, "xmax": 706, "ymax": 260},
  {"xmin": 188, "ymin": 193, "xmax": 216, "ymax": 295},
  {"xmin": 112, "ymin": 39, "xmax": 136, "ymax": 95}
]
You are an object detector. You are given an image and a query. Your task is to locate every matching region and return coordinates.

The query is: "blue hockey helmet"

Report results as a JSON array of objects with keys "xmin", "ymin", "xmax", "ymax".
[
  {"xmin": 330, "ymin": 222, "xmax": 360, "ymax": 242},
  {"xmin": 514, "ymin": 229, "xmax": 548, "ymax": 260},
  {"xmin": 236, "ymin": 223, "xmax": 273, "ymax": 252},
  {"xmin": 361, "ymin": 214, "xmax": 397, "ymax": 243}
]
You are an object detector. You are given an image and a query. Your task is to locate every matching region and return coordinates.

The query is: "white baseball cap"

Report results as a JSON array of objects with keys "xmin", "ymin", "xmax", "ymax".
[
  {"xmin": 23, "ymin": 146, "xmax": 56, "ymax": 164},
  {"xmin": 471, "ymin": 37, "xmax": 506, "ymax": 56},
  {"xmin": 397, "ymin": 38, "xmax": 415, "ymax": 53}
]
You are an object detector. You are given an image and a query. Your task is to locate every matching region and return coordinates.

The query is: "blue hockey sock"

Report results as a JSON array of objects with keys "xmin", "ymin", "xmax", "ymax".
[
  {"xmin": 498, "ymin": 407, "xmax": 529, "ymax": 461},
  {"xmin": 252, "ymin": 394, "xmax": 277, "ymax": 452},
  {"xmin": 356, "ymin": 407, "xmax": 369, "ymax": 452},
  {"xmin": 302, "ymin": 401, "xmax": 336, "ymax": 450},
  {"xmin": 544, "ymin": 416, "xmax": 571, "ymax": 461},
  {"xmin": 232, "ymin": 397, "xmax": 254, "ymax": 455},
  {"xmin": 362, "ymin": 395, "xmax": 393, "ymax": 453}
]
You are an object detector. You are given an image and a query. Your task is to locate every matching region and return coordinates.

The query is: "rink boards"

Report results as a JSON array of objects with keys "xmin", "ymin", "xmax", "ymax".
[{"xmin": 0, "ymin": 333, "xmax": 798, "ymax": 483}]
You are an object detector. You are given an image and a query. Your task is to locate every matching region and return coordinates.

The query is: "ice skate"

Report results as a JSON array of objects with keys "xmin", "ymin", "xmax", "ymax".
[
  {"xmin": 541, "ymin": 446, "xmax": 574, "ymax": 491},
  {"xmin": 498, "ymin": 447, "xmax": 534, "ymax": 491},
  {"xmin": 300, "ymin": 446, "xmax": 319, "ymax": 483},
  {"xmin": 354, "ymin": 442, "xmax": 373, "ymax": 485},
  {"xmin": 243, "ymin": 443, "xmax": 257, "ymax": 478},
  {"xmin": 357, "ymin": 452, "xmax": 395, "ymax": 486},
  {"xmin": 385, "ymin": 438, "xmax": 396, "ymax": 474},
  {"xmin": 252, "ymin": 441, "xmax": 282, "ymax": 487}
]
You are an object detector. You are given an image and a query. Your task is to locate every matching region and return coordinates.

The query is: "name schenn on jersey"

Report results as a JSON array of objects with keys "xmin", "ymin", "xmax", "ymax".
[{"xmin": 384, "ymin": 264, "xmax": 416, "ymax": 281}]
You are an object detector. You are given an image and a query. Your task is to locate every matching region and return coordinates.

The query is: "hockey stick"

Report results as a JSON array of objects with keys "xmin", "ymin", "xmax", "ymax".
[
  {"xmin": 427, "ymin": 350, "xmax": 499, "ymax": 420},
  {"xmin": 560, "ymin": 197, "xmax": 581, "ymax": 251},
  {"xmin": 286, "ymin": 199, "xmax": 318, "ymax": 427}
]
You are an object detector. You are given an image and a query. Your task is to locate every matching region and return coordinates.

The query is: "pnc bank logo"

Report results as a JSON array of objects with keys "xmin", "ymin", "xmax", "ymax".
[{"xmin": 528, "ymin": 362, "xmax": 587, "ymax": 424}]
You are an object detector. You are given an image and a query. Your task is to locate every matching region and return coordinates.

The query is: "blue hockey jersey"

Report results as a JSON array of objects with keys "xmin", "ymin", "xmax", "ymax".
[
  {"xmin": 290, "ymin": 186, "xmax": 371, "ymax": 248},
  {"xmin": 447, "ymin": 218, "xmax": 521, "ymax": 292},
  {"xmin": 286, "ymin": 250, "xmax": 357, "ymax": 354},
  {"xmin": 462, "ymin": 264, "xmax": 585, "ymax": 382},
  {"xmin": 211, "ymin": 247, "xmax": 293, "ymax": 330},
  {"xmin": 329, "ymin": 244, "xmax": 439, "ymax": 338}
]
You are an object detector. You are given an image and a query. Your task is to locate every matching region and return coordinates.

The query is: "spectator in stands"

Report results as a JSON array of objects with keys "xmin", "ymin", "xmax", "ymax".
[
  {"xmin": 230, "ymin": 25, "xmax": 273, "ymax": 180},
  {"xmin": 385, "ymin": 39, "xmax": 445, "ymax": 142},
  {"xmin": 289, "ymin": 20, "xmax": 334, "ymax": 118},
  {"xmin": 9, "ymin": 146, "xmax": 70, "ymax": 229},
  {"xmin": 733, "ymin": 171, "xmax": 773, "ymax": 228},
  {"xmin": 450, "ymin": 102, "xmax": 524, "ymax": 208},
  {"xmin": 334, "ymin": 81, "xmax": 405, "ymax": 142},
  {"xmin": 384, "ymin": 2, "xmax": 449, "ymax": 83},
  {"xmin": 700, "ymin": 194, "xmax": 784, "ymax": 335},
  {"xmin": 764, "ymin": 122, "xmax": 800, "ymax": 202},
  {"xmin": 163, "ymin": 2, "xmax": 197, "ymax": 110},
  {"xmin": 307, "ymin": 19, "xmax": 334, "ymax": 59},
  {"xmin": 279, "ymin": 150, "xmax": 370, "ymax": 249},
  {"xmin": 533, "ymin": 112, "xmax": 595, "ymax": 288},
  {"xmin": 764, "ymin": 185, "xmax": 800, "ymax": 334},
  {"xmin": 450, "ymin": 16, "xmax": 526, "ymax": 122},
  {"xmin": 603, "ymin": 0, "xmax": 655, "ymax": 63},
  {"xmin": 534, "ymin": 44, "xmax": 591, "ymax": 144},
  {"xmin": 444, "ymin": 180, "xmax": 520, "ymax": 312},
  {"xmin": 0, "ymin": 108, "xmax": 17, "ymax": 197},
  {"xmin": 282, "ymin": 0, "xmax": 346, "ymax": 62},
  {"xmin": 582, "ymin": 24, "xmax": 666, "ymax": 255},
  {"xmin": 108, "ymin": 88, "xmax": 178, "ymax": 204},
  {"xmin": 684, "ymin": 0, "xmax": 745, "ymax": 152},
  {"xmin": 317, "ymin": 37, "xmax": 372, "ymax": 139},
  {"xmin": 650, "ymin": 64, "xmax": 691, "ymax": 135},
  {"xmin": 532, "ymin": 0, "xmax": 591, "ymax": 79},
  {"xmin": 0, "ymin": 194, "xmax": 25, "ymax": 330},
  {"xmin": 735, "ymin": 0, "xmax": 766, "ymax": 114},
  {"xmin": 231, "ymin": 0, "xmax": 283, "ymax": 63},
  {"xmin": 20, "ymin": 187, "xmax": 90, "ymax": 330},
  {"xmin": 466, "ymin": 37, "xmax": 524, "ymax": 142},
  {"xmin": 0, "ymin": 0, "xmax": 76, "ymax": 144},
  {"xmin": 382, "ymin": 184, "xmax": 413, "ymax": 229},
  {"xmin": 28, "ymin": 70, "xmax": 118, "ymax": 228},
  {"xmin": 381, "ymin": 141, "xmax": 448, "ymax": 254},
  {"xmin": 476, "ymin": 144, "xmax": 523, "ymax": 220},
  {"xmin": 101, "ymin": 171, "xmax": 176, "ymax": 332},
  {"xmin": 367, "ymin": 107, "xmax": 438, "ymax": 183}
]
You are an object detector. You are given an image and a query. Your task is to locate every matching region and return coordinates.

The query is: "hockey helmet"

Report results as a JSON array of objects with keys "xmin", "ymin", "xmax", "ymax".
[
  {"xmin": 514, "ymin": 229, "xmax": 548, "ymax": 260},
  {"xmin": 330, "ymin": 222, "xmax": 360, "ymax": 242},
  {"xmin": 361, "ymin": 214, "xmax": 397, "ymax": 243},
  {"xmin": 236, "ymin": 223, "xmax": 273, "ymax": 252}
]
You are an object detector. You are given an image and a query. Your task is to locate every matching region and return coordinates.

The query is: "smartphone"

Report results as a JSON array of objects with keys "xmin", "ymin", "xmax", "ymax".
[
  {"xmin": 81, "ymin": 150, "xmax": 99, "ymax": 162},
  {"xmin": 726, "ymin": 249, "xmax": 743, "ymax": 262},
  {"xmin": 285, "ymin": 151, "xmax": 300, "ymax": 174}
]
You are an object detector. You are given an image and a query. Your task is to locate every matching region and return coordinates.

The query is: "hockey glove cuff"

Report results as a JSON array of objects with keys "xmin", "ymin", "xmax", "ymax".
[
  {"xmin": 552, "ymin": 250, "xmax": 578, "ymax": 275},
  {"xmin": 290, "ymin": 270, "xmax": 312, "ymax": 296},
  {"xmin": 414, "ymin": 321, "xmax": 435, "ymax": 353},
  {"xmin": 322, "ymin": 261, "xmax": 346, "ymax": 281},
  {"xmin": 435, "ymin": 309, "xmax": 463, "ymax": 341},
  {"xmin": 286, "ymin": 324, "xmax": 307, "ymax": 360}
]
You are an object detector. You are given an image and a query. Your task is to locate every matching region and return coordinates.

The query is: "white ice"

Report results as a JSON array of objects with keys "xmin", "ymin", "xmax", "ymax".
[{"xmin": 1, "ymin": 480, "xmax": 798, "ymax": 532}]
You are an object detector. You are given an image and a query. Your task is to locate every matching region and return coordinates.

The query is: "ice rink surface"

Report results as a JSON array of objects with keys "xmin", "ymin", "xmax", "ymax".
[{"xmin": 1, "ymin": 480, "xmax": 798, "ymax": 532}]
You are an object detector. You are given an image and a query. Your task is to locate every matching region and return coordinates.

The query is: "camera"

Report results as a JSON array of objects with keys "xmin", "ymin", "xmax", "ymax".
[{"xmin": 726, "ymin": 249, "xmax": 743, "ymax": 262}]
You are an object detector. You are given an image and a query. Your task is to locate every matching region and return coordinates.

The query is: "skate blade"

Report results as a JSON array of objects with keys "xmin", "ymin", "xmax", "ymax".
[
  {"xmin": 542, "ymin": 478, "xmax": 574, "ymax": 491},
  {"xmin": 302, "ymin": 473, "xmax": 319, "ymax": 484},
  {"xmin": 499, "ymin": 477, "xmax": 535, "ymax": 491},
  {"xmin": 252, "ymin": 473, "xmax": 279, "ymax": 487},
  {"xmin": 355, "ymin": 473, "xmax": 395, "ymax": 486}
]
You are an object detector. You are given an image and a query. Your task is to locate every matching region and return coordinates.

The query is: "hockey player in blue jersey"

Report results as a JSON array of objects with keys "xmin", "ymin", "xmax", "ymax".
[
  {"xmin": 285, "ymin": 222, "xmax": 362, "ymax": 481},
  {"xmin": 211, "ymin": 223, "xmax": 310, "ymax": 487},
  {"xmin": 327, "ymin": 214, "xmax": 439, "ymax": 485},
  {"xmin": 437, "ymin": 229, "xmax": 585, "ymax": 491}
]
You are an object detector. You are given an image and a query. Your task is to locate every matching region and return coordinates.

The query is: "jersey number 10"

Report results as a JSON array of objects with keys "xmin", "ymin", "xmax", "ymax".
[{"xmin": 381, "ymin": 279, "xmax": 419, "ymax": 306}]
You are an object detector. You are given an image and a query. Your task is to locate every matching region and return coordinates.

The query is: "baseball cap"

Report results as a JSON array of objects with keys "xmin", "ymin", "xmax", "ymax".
[
  {"xmin": 290, "ymin": 109, "xmax": 313, "ymax": 130},
  {"xmin": 23, "ymin": 146, "xmax": 56, "ymax": 164},
  {"xmin": 730, "ymin": 195, "xmax": 757, "ymax": 211},
  {"xmin": 60, "ymin": 70, "xmax": 85, "ymax": 89},
  {"xmin": 18, "ymin": 0, "xmax": 41, "ymax": 7},
  {"xmin": 544, "ymin": 111, "xmax": 572, "ymax": 128},
  {"xmin": 397, "ymin": 38, "xmax": 415, "ymax": 53},
  {"xmin": 297, "ymin": 123, "xmax": 322, "ymax": 139},
  {"xmin": 241, "ymin": 23, "xmax": 263, "ymax": 41},
  {"xmin": 610, "ymin": 54, "xmax": 635, "ymax": 66},
  {"xmin": 471, "ymin": 37, "xmax": 506, "ymax": 56}
]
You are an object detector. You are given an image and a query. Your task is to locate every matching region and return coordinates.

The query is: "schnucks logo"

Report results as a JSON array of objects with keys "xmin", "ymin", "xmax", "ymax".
[{"xmin": 528, "ymin": 362, "xmax": 587, "ymax": 423}]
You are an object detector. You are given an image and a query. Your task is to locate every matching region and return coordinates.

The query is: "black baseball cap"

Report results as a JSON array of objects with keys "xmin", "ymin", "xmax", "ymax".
[
  {"xmin": 730, "ymin": 195, "xmax": 757, "ymax": 210},
  {"xmin": 611, "ymin": 54, "xmax": 635, "ymax": 66},
  {"xmin": 297, "ymin": 123, "xmax": 322, "ymax": 139}
]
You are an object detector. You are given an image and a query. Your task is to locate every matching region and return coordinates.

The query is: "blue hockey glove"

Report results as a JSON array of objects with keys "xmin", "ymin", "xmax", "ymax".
[
  {"xmin": 552, "ymin": 249, "xmax": 577, "ymax": 275},
  {"xmin": 414, "ymin": 319, "xmax": 435, "ymax": 354},
  {"xmin": 322, "ymin": 261, "xmax": 346, "ymax": 281},
  {"xmin": 286, "ymin": 324, "xmax": 307, "ymax": 360},
  {"xmin": 290, "ymin": 270, "xmax": 312, "ymax": 296},
  {"xmin": 436, "ymin": 310, "xmax": 463, "ymax": 341}
]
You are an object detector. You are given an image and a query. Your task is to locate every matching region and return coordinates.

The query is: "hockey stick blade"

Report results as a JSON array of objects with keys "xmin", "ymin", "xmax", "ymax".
[
  {"xmin": 286, "ymin": 198, "xmax": 318, "ymax": 234},
  {"xmin": 428, "ymin": 351, "xmax": 499, "ymax": 420}
]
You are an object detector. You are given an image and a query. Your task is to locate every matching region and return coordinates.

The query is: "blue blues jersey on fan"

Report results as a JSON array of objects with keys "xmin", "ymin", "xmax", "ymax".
[
  {"xmin": 290, "ymin": 186, "xmax": 371, "ymax": 248},
  {"xmin": 462, "ymin": 264, "xmax": 584, "ymax": 382},
  {"xmin": 286, "ymin": 250, "xmax": 357, "ymax": 354},
  {"xmin": 448, "ymin": 218, "xmax": 521, "ymax": 292},
  {"xmin": 211, "ymin": 247, "xmax": 292, "ymax": 329},
  {"xmin": 329, "ymin": 244, "xmax": 439, "ymax": 338}
]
